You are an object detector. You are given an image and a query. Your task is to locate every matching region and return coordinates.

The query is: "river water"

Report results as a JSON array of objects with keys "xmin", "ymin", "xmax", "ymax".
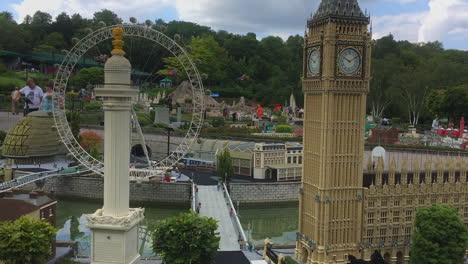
[{"xmin": 55, "ymin": 199, "xmax": 299, "ymax": 256}]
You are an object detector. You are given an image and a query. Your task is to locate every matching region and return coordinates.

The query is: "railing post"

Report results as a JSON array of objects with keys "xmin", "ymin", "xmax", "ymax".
[{"xmin": 223, "ymin": 182, "xmax": 249, "ymax": 250}]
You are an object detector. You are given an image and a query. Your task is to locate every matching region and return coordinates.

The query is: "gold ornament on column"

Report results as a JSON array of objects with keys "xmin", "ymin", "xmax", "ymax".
[{"xmin": 112, "ymin": 27, "xmax": 125, "ymax": 54}]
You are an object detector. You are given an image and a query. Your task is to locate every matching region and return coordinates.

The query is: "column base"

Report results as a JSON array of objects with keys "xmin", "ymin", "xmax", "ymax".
[{"xmin": 87, "ymin": 208, "xmax": 145, "ymax": 264}]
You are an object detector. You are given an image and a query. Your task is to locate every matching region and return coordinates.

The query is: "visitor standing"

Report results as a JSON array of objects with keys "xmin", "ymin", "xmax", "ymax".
[
  {"xmin": 11, "ymin": 87, "xmax": 19, "ymax": 115},
  {"xmin": 41, "ymin": 83, "xmax": 54, "ymax": 111},
  {"xmin": 16, "ymin": 78, "xmax": 43, "ymax": 115},
  {"xmin": 229, "ymin": 208, "xmax": 233, "ymax": 217}
]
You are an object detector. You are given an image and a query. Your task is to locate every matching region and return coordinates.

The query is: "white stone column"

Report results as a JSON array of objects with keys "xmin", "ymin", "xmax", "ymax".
[{"xmin": 87, "ymin": 27, "xmax": 144, "ymax": 264}]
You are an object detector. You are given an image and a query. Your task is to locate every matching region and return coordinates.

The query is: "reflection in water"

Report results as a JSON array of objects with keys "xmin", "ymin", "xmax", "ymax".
[
  {"xmin": 239, "ymin": 205, "xmax": 298, "ymax": 247},
  {"xmin": 55, "ymin": 199, "xmax": 186, "ymax": 256}
]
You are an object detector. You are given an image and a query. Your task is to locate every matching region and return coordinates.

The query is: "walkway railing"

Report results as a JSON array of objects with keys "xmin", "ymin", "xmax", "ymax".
[
  {"xmin": 223, "ymin": 182, "xmax": 249, "ymax": 250},
  {"xmin": 0, "ymin": 167, "xmax": 89, "ymax": 193}
]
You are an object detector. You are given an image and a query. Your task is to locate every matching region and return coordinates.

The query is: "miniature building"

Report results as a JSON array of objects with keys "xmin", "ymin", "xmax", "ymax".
[
  {"xmin": 1, "ymin": 110, "xmax": 66, "ymax": 164},
  {"xmin": 0, "ymin": 190, "xmax": 57, "ymax": 256},
  {"xmin": 297, "ymin": 1, "xmax": 468, "ymax": 263},
  {"xmin": 253, "ymin": 143, "xmax": 302, "ymax": 181}
]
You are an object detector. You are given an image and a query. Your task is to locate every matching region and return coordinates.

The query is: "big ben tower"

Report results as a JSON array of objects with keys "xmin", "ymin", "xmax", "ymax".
[{"xmin": 297, "ymin": 0, "xmax": 371, "ymax": 263}]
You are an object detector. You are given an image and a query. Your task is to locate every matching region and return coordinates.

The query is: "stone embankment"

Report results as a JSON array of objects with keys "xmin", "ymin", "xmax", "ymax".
[
  {"xmin": 22, "ymin": 176, "xmax": 191, "ymax": 205},
  {"xmin": 228, "ymin": 182, "xmax": 301, "ymax": 204}
]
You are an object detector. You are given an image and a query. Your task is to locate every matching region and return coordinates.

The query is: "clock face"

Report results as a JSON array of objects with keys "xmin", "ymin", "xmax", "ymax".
[
  {"xmin": 338, "ymin": 48, "xmax": 361, "ymax": 74},
  {"xmin": 308, "ymin": 49, "xmax": 321, "ymax": 75}
]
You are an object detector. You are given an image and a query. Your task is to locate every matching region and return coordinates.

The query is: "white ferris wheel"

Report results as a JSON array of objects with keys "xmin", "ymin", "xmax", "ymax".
[{"xmin": 52, "ymin": 24, "xmax": 205, "ymax": 178}]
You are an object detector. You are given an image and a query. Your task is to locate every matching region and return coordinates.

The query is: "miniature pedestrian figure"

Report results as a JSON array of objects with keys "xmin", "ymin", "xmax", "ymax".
[
  {"xmin": 229, "ymin": 208, "xmax": 233, "ymax": 216},
  {"xmin": 248, "ymin": 243, "xmax": 253, "ymax": 252},
  {"xmin": 238, "ymin": 236, "xmax": 244, "ymax": 250},
  {"xmin": 232, "ymin": 112, "xmax": 237, "ymax": 122},
  {"xmin": 196, "ymin": 202, "xmax": 201, "ymax": 213},
  {"xmin": 217, "ymin": 182, "xmax": 221, "ymax": 191},
  {"xmin": 195, "ymin": 185, "xmax": 199, "ymax": 193}
]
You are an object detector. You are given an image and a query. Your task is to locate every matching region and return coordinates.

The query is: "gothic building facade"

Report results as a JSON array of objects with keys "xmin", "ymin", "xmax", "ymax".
[{"xmin": 296, "ymin": 1, "xmax": 468, "ymax": 263}]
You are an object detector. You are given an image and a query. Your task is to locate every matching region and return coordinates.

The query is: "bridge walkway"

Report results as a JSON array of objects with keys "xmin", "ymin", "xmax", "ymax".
[{"xmin": 198, "ymin": 185, "xmax": 240, "ymax": 251}]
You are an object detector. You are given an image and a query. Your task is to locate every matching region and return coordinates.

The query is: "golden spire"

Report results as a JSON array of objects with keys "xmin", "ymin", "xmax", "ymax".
[{"xmin": 112, "ymin": 27, "xmax": 125, "ymax": 54}]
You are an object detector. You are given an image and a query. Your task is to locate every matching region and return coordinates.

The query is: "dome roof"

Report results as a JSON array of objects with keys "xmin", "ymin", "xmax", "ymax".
[
  {"xmin": 2, "ymin": 111, "xmax": 65, "ymax": 159},
  {"xmin": 309, "ymin": 0, "xmax": 370, "ymax": 26}
]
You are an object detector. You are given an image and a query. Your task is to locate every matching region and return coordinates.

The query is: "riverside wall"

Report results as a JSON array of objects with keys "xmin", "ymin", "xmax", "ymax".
[
  {"xmin": 228, "ymin": 182, "xmax": 301, "ymax": 204},
  {"xmin": 21, "ymin": 176, "xmax": 191, "ymax": 205}
]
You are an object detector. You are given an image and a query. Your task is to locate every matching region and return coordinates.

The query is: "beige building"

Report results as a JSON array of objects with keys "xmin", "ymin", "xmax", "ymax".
[
  {"xmin": 296, "ymin": 1, "xmax": 467, "ymax": 264},
  {"xmin": 253, "ymin": 143, "xmax": 302, "ymax": 181}
]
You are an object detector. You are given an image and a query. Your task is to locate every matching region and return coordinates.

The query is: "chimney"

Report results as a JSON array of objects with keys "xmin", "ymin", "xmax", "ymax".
[{"xmin": 29, "ymin": 191, "xmax": 38, "ymax": 199}]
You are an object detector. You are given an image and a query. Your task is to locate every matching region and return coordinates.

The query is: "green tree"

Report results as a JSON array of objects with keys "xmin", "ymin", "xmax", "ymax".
[
  {"xmin": 442, "ymin": 85, "xmax": 468, "ymax": 121},
  {"xmin": 276, "ymin": 124, "xmax": 293, "ymax": 133},
  {"xmin": 410, "ymin": 204, "xmax": 468, "ymax": 264},
  {"xmin": 71, "ymin": 67, "xmax": 104, "ymax": 89},
  {"xmin": 158, "ymin": 36, "xmax": 229, "ymax": 85},
  {"xmin": 425, "ymin": 89, "xmax": 446, "ymax": 117},
  {"xmin": 0, "ymin": 216, "xmax": 57, "ymax": 264},
  {"xmin": 93, "ymin": 9, "xmax": 119, "ymax": 26},
  {"xmin": 152, "ymin": 212, "xmax": 220, "ymax": 264},
  {"xmin": 217, "ymin": 148, "xmax": 233, "ymax": 182}
]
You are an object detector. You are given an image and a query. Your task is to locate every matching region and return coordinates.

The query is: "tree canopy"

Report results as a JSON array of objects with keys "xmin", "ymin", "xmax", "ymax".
[
  {"xmin": 152, "ymin": 212, "xmax": 220, "ymax": 264},
  {"xmin": 217, "ymin": 148, "xmax": 234, "ymax": 182},
  {"xmin": 0, "ymin": 9, "xmax": 468, "ymax": 120},
  {"xmin": 0, "ymin": 216, "xmax": 57, "ymax": 264},
  {"xmin": 410, "ymin": 204, "xmax": 468, "ymax": 264}
]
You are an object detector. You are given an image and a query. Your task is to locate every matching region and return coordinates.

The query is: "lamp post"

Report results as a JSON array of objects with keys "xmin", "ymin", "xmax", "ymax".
[{"xmin": 165, "ymin": 126, "xmax": 174, "ymax": 156}]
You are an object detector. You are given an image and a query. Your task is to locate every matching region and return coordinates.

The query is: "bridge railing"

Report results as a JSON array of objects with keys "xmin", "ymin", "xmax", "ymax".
[
  {"xmin": 0, "ymin": 167, "xmax": 88, "ymax": 193},
  {"xmin": 223, "ymin": 182, "xmax": 249, "ymax": 250}
]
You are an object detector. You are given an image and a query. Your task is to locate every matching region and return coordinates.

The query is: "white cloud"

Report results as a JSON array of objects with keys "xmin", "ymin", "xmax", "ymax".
[
  {"xmin": 418, "ymin": 0, "xmax": 468, "ymax": 43},
  {"xmin": 12, "ymin": 0, "xmax": 172, "ymax": 23},
  {"xmin": 372, "ymin": 12, "xmax": 426, "ymax": 42},
  {"xmin": 9, "ymin": 0, "xmax": 468, "ymax": 48},
  {"xmin": 173, "ymin": 0, "xmax": 319, "ymax": 36}
]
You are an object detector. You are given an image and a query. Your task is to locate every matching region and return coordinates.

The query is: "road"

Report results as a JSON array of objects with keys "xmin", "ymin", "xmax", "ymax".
[{"xmin": 198, "ymin": 185, "xmax": 239, "ymax": 251}]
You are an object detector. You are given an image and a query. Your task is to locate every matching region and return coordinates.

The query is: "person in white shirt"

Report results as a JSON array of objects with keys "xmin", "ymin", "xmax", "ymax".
[{"xmin": 15, "ymin": 78, "xmax": 44, "ymax": 115}]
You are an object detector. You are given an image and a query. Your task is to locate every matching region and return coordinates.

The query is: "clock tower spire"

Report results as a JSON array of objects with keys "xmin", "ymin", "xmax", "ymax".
[{"xmin": 296, "ymin": 0, "xmax": 371, "ymax": 263}]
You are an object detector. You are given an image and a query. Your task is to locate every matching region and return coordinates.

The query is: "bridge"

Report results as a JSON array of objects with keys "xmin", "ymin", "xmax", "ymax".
[
  {"xmin": 0, "ymin": 167, "xmax": 89, "ymax": 194},
  {"xmin": 193, "ymin": 183, "xmax": 249, "ymax": 251}
]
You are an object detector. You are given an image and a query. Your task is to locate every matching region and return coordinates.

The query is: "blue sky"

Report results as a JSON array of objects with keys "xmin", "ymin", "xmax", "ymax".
[{"xmin": 1, "ymin": 0, "xmax": 468, "ymax": 50}]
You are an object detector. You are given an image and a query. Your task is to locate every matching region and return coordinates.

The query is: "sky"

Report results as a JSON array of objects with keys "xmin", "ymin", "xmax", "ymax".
[{"xmin": 1, "ymin": 0, "xmax": 468, "ymax": 50}]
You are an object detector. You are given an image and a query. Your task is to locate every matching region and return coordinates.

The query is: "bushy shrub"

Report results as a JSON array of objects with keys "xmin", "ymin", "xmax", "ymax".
[
  {"xmin": 0, "ymin": 216, "xmax": 57, "ymax": 264},
  {"xmin": 211, "ymin": 118, "xmax": 225, "ymax": 127},
  {"xmin": 276, "ymin": 124, "xmax": 293, "ymax": 133},
  {"xmin": 79, "ymin": 131, "xmax": 102, "ymax": 151},
  {"xmin": 152, "ymin": 212, "xmax": 219, "ymax": 264},
  {"xmin": 84, "ymin": 102, "xmax": 102, "ymax": 112}
]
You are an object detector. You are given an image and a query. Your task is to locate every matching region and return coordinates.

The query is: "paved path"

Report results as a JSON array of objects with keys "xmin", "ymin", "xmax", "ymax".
[{"xmin": 198, "ymin": 185, "xmax": 239, "ymax": 251}]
